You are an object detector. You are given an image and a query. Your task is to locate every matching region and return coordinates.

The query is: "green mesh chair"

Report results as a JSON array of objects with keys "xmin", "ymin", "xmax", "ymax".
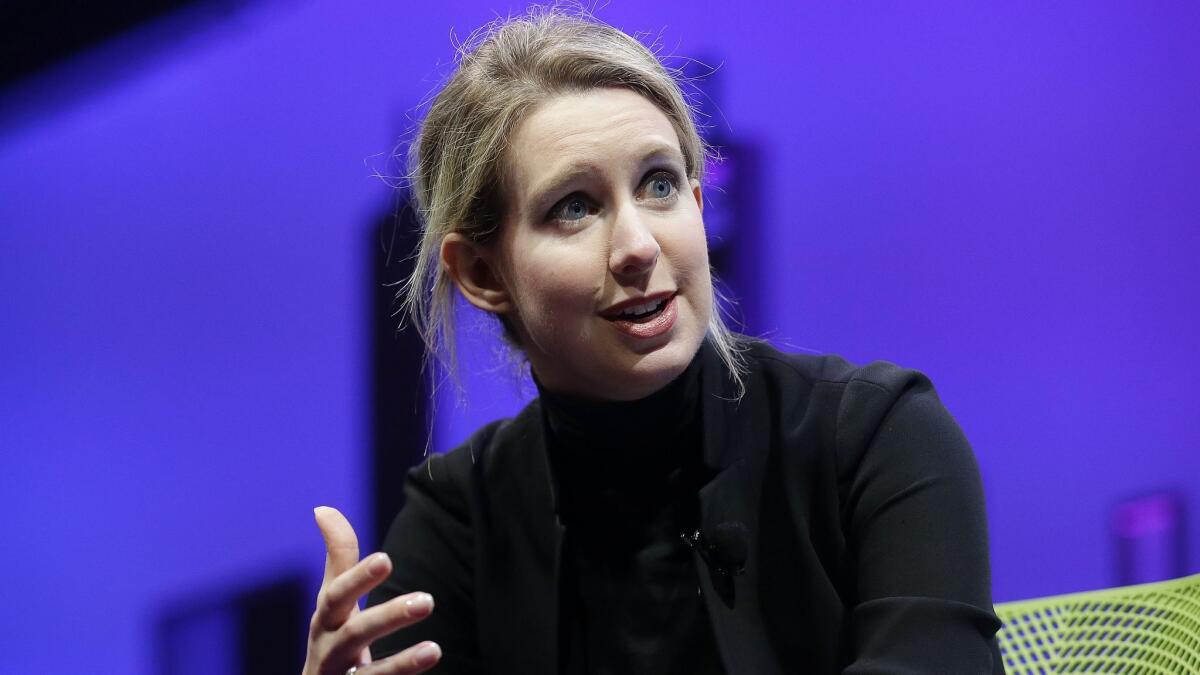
[{"xmin": 994, "ymin": 573, "xmax": 1200, "ymax": 674}]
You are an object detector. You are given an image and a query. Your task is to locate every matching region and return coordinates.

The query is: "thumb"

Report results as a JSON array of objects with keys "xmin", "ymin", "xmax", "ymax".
[{"xmin": 314, "ymin": 506, "xmax": 360, "ymax": 588}]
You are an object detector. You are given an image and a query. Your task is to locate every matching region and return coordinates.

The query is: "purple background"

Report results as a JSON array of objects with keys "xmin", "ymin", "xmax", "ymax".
[{"xmin": 2, "ymin": 2, "xmax": 1197, "ymax": 672}]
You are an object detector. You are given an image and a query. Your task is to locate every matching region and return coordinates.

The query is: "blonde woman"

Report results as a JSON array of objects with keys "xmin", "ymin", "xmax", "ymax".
[{"xmin": 303, "ymin": 8, "xmax": 1003, "ymax": 675}]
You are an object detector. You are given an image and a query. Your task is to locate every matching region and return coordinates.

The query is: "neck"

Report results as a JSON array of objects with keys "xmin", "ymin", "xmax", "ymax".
[
  {"xmin": 536, "ymin": 343, "xmax": 707, "ymax": 523},
  {"xmin": 534, "ymin": 346, "xmax": 703, "ymax": 456}
]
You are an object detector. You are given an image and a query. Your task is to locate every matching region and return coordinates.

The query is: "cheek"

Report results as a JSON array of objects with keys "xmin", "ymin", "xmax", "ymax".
[
  {"xmin": 664, "ymin": 216, "xmax": 711, "ymax": 276},
  {"xmin": 687, "ymin": 229, "xmax": 711, "ymax": 269},
  {"xmin": 509, "ymin": 240, "xmax": 604, "ymax": 314},
  {"xmin": 669, "ymin": 217, "xmax": 714, "ymax": 317}
]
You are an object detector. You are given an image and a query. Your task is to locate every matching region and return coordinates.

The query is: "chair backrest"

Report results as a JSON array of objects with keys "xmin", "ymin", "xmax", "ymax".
[{"xmin": 993, "ymin": 573, "xmax": 1200, "ymax": 674}]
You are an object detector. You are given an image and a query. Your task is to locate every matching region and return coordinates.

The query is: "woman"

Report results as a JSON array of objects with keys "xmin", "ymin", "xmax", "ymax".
[{"xmin": 303, "ymin": 8, "xmax": 1004, "ymax": 675}]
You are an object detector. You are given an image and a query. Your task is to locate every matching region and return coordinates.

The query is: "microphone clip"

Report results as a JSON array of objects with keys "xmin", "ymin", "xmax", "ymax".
[{"xmin": 681, "ymin": 527, "xmax": 747, "ymax": 578}]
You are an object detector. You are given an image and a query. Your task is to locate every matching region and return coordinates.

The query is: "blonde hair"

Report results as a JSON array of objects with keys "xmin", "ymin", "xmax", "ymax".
[{"xmin": 397, "ymin": 5, "xmax": 748, "ymax": 397}]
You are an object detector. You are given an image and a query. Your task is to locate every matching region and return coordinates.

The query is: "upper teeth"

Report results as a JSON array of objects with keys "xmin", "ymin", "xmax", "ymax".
[{"xmin": 618, "ymin": 299, "xmax": 665, "ymax": 317}]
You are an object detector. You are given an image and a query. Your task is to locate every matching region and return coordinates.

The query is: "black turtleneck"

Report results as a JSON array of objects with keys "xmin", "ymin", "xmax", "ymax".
[{"xmin": 535, "ymin": 347, "xmax": 725, "ymax": 675}]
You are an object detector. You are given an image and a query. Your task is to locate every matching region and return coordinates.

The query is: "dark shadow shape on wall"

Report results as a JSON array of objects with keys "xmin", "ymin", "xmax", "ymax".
[
  {"xmin": 704, "ymin": 139, "xmax": 763, "ymax": 336},
  {"xmin": 682, "ymin": 53, "xmax": 764, "ymax": 336},
  {"xmin": 2, "ymin": 0, "xmax": 204, "ymax": 87},
  {"xmin": 370, "ymin": 195, "xmax": 431, "ymax": 551},
  {"xmin": 0, "ymin": 0, "xmax": 260, "ymax": 138},
  {"xmin": 155, "ymin": 573, "xmax": 307, "ymax": 675}
]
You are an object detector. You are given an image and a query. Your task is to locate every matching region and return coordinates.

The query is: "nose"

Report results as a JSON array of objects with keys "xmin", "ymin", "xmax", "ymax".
[{"xmin": 608, "ymin": 205, "xmax": 660, "ymax": 282}]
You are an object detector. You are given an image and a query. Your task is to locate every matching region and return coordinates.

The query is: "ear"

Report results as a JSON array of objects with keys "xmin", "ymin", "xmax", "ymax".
[
  {"xmin": 690, "ymin": 178, "xmax": 704, "ymax": 214},
  {"xmin": 441, "ymin": 232, "xmax": 513, "ymax": 315}
]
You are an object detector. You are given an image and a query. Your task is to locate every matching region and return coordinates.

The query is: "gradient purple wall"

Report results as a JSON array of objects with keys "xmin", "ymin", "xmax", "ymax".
[{"xmin": 3, "ymin": 2, "xmax": 1197, "ymax": 672}]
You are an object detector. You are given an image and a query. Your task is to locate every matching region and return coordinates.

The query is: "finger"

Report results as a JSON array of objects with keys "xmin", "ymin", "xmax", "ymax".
[
  {"xmin": 316, "ymin": 552, "xmax": 393, "ymax": 631},
  {"xmin": 331, "ymin": 592, "xmax": 435, "ymax": 664},
  {"xmin": 369, "ymin": 640, "xmax": 442, "ymax": 674},
  {"xmin": 314, "ymin": 506, "xmax": 360, "ymax": 587}
]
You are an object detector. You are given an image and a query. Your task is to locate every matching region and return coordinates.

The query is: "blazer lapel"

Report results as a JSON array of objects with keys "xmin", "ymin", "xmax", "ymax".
[
  {"xmin": 479, "ymin": 404, "xmax": 564, "ymax": 675},
  {"xmin": 694, "ymin": 346, "xmax": 785, "ymax": 675}
]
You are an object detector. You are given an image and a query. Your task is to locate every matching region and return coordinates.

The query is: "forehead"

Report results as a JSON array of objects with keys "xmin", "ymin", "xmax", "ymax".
[{"xmin": 505, "ymin": 88, "xmax": 684, "ymax": 205}]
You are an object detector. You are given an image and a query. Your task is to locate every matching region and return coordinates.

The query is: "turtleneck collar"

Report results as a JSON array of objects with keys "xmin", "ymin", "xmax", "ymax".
[{"xmin": 534, "ymin": 342, "xmax": 707, "ymax": 522}]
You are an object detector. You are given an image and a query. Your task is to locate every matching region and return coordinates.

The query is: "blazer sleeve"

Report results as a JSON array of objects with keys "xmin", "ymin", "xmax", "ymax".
[
  {"xmin": 834, "ymin": 364, "xmax": 1005, "ymax": 674},
  {"xmin": 366, "ymin": 449, "xmax": 484, "ymax": 674}
]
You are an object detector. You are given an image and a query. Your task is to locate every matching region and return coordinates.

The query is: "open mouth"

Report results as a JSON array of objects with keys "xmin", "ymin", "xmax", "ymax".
[
  {"xmin": 609, "ymin": 297, "xmax": 670, "ymax": 323},
  {"xmin": 601, "ymin": 293, "xmax": 679, "ymax": 339}
]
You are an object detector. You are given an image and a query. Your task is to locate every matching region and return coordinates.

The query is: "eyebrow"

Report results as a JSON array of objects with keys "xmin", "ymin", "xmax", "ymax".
[{"xmin": 524, "ymin": 142, "xmax": 685, "ymax": 212}]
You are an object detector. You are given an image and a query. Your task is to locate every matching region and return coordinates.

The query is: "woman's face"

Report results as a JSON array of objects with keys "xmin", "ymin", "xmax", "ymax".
[{"xmin": 497, "ymin": 87, "xmax": 711, "ymax": 401}]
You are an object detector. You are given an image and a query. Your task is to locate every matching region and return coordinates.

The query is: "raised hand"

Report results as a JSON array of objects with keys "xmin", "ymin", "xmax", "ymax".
[{"xmin": 302, "ymin": 506, "xmax": 442, "ymax": 675}]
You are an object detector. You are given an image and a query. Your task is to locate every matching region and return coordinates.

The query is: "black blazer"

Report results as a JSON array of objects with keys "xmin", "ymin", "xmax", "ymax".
[{"xmin": 368, "ymin": 340, "xmax": 1004, "ymax": 673}]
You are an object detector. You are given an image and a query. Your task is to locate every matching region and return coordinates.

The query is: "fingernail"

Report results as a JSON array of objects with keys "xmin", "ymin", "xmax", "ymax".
[
  {"xmin": 405, "ymin": 592, "xmax": 434, "ymax": 617},
  {"xmin": 368, "ymin": 553, "xmax": 389, "ymax": 576},
  {"xmin": 413, "ymin": 641, "xmax": 441, "ymax": 667}
]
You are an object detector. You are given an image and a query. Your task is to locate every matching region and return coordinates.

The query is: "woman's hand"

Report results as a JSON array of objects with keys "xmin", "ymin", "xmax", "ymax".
[{"xmin": 303, "ymin": 506, "xmax": 442, "ymax": 675}]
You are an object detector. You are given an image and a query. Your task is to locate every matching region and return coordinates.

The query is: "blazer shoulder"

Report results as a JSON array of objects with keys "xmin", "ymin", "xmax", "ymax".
[
  {"xmin": 743, "ymin": 338, "xmax": 930, "ymax": 394},
  {"xmin": 409, "ymin": 399, "xmax": 544, "ymax": 495},
  {"xmin": 739, "ymin": 340, "xmax": 955, "ymax": 467}
]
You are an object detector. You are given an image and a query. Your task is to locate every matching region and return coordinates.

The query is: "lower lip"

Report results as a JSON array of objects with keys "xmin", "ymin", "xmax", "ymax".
[{"xmin": 606, "ymin": 295, "xmax": 678, "ymax": 339}]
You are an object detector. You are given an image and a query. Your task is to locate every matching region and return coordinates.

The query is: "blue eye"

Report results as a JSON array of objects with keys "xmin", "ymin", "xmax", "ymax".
[
  {"xmin": 642, "ymin": 171, "xmax": 677, "ymax": 200},
  {"xmin": 551, "ymin": 195, "xmax": 591, "ymax": 222}
]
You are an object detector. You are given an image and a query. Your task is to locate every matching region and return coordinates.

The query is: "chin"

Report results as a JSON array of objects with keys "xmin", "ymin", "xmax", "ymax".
[{"xmin": 603, "ymin": 327, "xmax": 704, "ymax": 401}]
